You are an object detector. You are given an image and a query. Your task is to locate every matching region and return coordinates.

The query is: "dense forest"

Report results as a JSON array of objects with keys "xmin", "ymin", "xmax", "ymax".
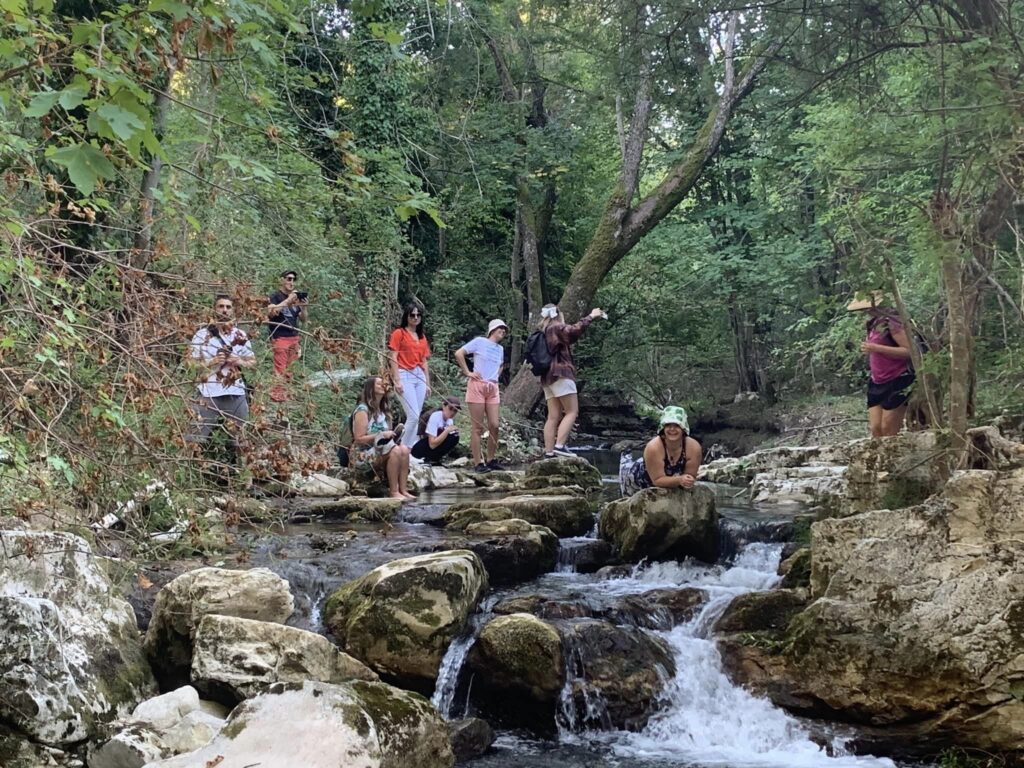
[{"xmin": 2, "ymin": 0, "xmax": 1023, "ymax": 516}]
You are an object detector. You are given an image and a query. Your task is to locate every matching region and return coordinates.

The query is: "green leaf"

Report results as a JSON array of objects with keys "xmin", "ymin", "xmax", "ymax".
[
  {"xmin": 94, "ymin": 102, "xmax": 145, "ymax": 140},
  {"xmin": 147, "ymin": 0, "xmax": 191, "ymax": 20},
  {"xmin": 58, "ymin": 81, "xmax": 90, "ymax": 110},
  {"xmin": 48, "ymin": 142, "xmax": 116, "ymax": 196},
  {"xmin": 23, "ymin": 91, "xmax": 60, "ymax": 118},
  {"xmin": 4, "ymin": 221, "xmax": 24, "ymax": 236}
]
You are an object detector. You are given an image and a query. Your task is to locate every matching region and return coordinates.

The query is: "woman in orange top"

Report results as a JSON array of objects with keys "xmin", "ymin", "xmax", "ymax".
[{"xmin": 388, "ymin": 304, "xmax": 432, "ymax": 449}]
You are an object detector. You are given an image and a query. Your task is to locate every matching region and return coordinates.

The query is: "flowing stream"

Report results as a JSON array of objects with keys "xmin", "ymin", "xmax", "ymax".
[{"xmin": 230, "ymin": 459, "xmax": 912, "ymax": 768}]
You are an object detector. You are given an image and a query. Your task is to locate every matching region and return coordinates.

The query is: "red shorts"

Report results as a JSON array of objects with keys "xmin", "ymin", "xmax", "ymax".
[{"xmin": 466, "ymin": 379, "xmax": 500, "ymax": 405}]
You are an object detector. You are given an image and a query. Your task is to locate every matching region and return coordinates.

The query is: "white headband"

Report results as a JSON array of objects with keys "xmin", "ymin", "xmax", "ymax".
[{"xmin": 541, "ymin": 306, "xmax": 559, "ymax": 319}]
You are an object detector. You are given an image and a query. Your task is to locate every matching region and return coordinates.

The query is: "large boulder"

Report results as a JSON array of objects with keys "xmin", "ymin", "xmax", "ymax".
[
  {"xmin": 89, "ymin": 687, "xmax": 225, "ymax": 768},
  {"xmin": 750, "ymin": 465, "xmax": 847, "ymax": 509},
  {"xmin": 462, "ymin": 519, "xmax": 558, "ymax": 586},
  {"xmin": 599, "ymin": 485, "xmax": 719, "ymax": 563},
  {"xmin": 141, "ymin": 680, "xmax": 454, "ymax": 768},
  {"xmin": 324, "ymin": 551, "xmax": 488, "ymax": 687},
  {"xmin": 522, "ymin": 456, "xmax": 602, "ymax": 490},
  {"xmin": 191, "ymin": 614, "xmax": 377, "ymax": 704},
  {"xmin": 557, "ymin": 619, "xmax": 676, "ymax": 731},
  {"xmin": 469, "ymin": 613, "xmax": 564, "ymax": 702},
  {"xmin": 446, "ymin": 494, "xmax": 595, "ymax": 537},
  {"xmin": 722, "ymin": 465, "xmax": 1024, "ymax": 755},
  {"xmin": 143, "ymin": 567, "xmax": 294, "ymax": 689},
  {"xmin": 0, "ymin": 530, "xmax": 156, "ymax": 745}
]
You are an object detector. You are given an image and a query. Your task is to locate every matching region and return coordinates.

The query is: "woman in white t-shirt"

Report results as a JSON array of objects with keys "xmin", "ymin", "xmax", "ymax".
[
  {"xmin": 411, "ymin": 397, "xmax": 462, "ymax": 464},
  {"xmin": 455, "ymin": 319, "xmax": 507, "ymax": 473}
]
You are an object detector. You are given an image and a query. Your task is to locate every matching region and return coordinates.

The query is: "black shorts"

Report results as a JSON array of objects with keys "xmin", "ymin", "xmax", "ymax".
[{"xmin": 867, "ymin": 371, "xmax": 915, "ymax": 410}]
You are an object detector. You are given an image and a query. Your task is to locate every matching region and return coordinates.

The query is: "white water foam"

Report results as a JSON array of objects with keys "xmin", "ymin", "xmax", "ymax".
[
  {"xmin": 431, "ymin": 595, "xmax": 497, "ymax": 718},
  {"xmin": 568, "ymin": 544, "xmax": 896, "ymax": 768}
]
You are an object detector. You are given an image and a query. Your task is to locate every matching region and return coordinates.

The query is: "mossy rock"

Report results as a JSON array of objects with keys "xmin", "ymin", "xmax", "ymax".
[
  {"xmin": 778, "ymin": 547, "xmax": 811, "ymax": 589},
  {"xmin": 468, "ymin": 613, "xmax": 564, "ymax": 702},
  {"xmin": 714, "ymin": 590, "xmax": 808, "ymax": 634},
  {"xmin": 524, "ymin": 456, "xmax": 602, "ymax": 490},
  {"xmin": 599, "ymin": 485, "xmax": 718, "ymax": 563},
  {"xmin": 448, "ymin": 494, "xmax": 595, "ymax": 537},
  {"xmin": 441, "ymin": 506, "xmax": 514, "ymax": 531},
  {"xmin": 324, "ymin": 551, "xmax": 488, "ymax": 687}
]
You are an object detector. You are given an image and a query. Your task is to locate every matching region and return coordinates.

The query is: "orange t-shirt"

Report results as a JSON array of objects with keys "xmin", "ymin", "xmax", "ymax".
[{"xmin": 388, "ymin": 328, "xmax": 431, "ymax": 370}]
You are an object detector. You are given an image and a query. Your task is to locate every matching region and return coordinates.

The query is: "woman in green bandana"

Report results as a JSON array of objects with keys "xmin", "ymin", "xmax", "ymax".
[{"xmin": 619, "ymin": 406, "xmax": 702, "ymax": 496}]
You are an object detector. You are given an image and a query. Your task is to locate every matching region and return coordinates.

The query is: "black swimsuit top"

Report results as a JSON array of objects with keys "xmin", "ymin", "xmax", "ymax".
[{"xmin": 659, "ymin": 435, "xmax": 687, "ymax": 476}]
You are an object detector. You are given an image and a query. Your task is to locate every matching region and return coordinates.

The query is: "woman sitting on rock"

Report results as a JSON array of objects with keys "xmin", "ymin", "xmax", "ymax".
[
  {"xmin": 619, "ymin": 406, "xmax": 702, "ymax": 496},
  {"xmin": 349, "ymin": 376, "xmax": 414, "ymax": 501}
]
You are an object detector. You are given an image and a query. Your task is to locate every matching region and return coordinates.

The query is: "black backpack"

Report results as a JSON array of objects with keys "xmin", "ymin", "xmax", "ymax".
[{"xmin": 524, "ymin": 330, "xmax": 553, "ymax": 377}]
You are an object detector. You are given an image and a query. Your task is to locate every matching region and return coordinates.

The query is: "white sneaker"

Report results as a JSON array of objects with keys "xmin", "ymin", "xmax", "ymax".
[
  {"xmin": 553, "ymin": 445, "xmax": 574, "ymax": 457},
  {"xmin": 409, "ymin": 456, "xmax": 424, "ymax": 465}
]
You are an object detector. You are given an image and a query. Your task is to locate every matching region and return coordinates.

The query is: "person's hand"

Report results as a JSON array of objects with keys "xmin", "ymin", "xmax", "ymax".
[
  {"xmin": 394, "ymin": 381, "xmax": 404, "ymax": 394},
  {"xmin": 467, "ymin": 370, "xmax": 482, "ymax": 381},
  {"xmin": 860, "ymin": 341, "xmax": 874, "ymax": 355},
  {"xmin": 678, "ymin": 474, "xmax": 696, "ymax": 489},
  {"xmin": 381, "ymin": 430, "xmax": 395, "ymax": 440},
  {"xmin": 589, "ymin": 307, "xmax": 604, "ymax": 319},
  {"xmin": 286, "ymin": 291, "xmax": 299, "ymax": 306}
]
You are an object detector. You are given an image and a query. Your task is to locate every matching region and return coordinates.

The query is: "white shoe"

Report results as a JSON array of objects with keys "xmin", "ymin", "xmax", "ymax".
[
  {"xmin": 409, "ymin": 456, "xmax": 424, "ymax": 465},
  {"xmin": 553, "ymin": 445, "xmax": 574, "ymax": 457}
]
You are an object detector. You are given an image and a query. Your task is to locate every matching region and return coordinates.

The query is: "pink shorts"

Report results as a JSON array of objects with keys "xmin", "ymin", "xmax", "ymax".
[{"xmin": 466, "ymin": 379, "xmax": 500, "ymax": 405}]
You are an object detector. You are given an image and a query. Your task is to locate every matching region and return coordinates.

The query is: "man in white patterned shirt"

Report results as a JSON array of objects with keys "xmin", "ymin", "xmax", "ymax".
[{"xmin": 186, "ymin": 294, "xmax": 256, "ymax": 458}]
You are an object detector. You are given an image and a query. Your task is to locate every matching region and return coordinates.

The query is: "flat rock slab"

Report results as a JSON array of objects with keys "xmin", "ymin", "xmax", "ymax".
[
  {"xmin": 307, "ymin": 497, "xmax": 403, "ymax": 521},
  {"xmin": 447, "ymin": 494, "xmax": 595, "ymax": 537}
]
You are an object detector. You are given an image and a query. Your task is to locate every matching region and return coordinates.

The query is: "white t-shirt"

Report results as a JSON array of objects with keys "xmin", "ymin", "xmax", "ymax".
[
  {"xmin": 425, "ymin": 410, "xmax": 454, "ymax": 437},
  {"xmin": 460, "ymin": 336, "xmax": 504, "ymax": 382},
  {"xmin": 190, "ymin": 325, "xmax": 255, "ymax": 398}
]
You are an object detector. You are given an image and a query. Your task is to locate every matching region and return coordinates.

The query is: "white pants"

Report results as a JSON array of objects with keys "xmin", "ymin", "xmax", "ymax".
[{"xmin": 398, "ymin": 367, "xmax": 428, "ymax": 448}]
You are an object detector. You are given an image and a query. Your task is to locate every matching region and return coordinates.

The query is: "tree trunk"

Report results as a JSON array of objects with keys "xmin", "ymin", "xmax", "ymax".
[
  {"xmin": 941, "ymin": 249, "xmax": 971, "ymax": 457},
  {"xmin": 133, "ymin": 61, "xmax": 177, "ymax": 263},
  {"xmin": 504, "ymin": 31, "xmax": 782, "ymax": 414}
]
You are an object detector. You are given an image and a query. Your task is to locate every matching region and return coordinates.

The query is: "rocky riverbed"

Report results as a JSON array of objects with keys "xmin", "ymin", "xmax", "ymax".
[{"xmin": 2, "ymin": 428, "xmax": 1023, "ymax": 767}]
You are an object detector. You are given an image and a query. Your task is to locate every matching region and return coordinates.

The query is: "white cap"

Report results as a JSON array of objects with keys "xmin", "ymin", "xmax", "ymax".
[{"xmin": 487, "ymin": 318, "xmax": 508, "ymax": 335}]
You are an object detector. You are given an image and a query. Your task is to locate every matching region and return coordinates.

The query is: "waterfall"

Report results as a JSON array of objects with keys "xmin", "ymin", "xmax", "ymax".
[
  {"xmin": 562, "ymin": 545, "xmax": 896, "ymax": 767},
  {"xmin": 431, "ymin": 596, "xmax": 496, "ymax": 718}
]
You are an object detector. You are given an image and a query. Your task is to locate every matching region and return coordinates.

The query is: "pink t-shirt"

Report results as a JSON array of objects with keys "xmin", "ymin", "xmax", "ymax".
[{"xmin": 867, "ymin": 316, "xmax": 911, "ymax": 384}]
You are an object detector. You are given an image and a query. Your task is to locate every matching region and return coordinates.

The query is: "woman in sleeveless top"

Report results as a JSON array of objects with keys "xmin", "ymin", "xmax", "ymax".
[{"xmin": 619, "ymin": 406, "xmax": 702, "ymax": 497}]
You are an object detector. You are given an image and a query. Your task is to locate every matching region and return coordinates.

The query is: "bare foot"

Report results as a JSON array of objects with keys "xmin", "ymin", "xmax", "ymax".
[
  {"xmin": 389, "ymin": 492, "xmax": 406, "ymax": 500},
  {"xmin": 401, "ymin": 491, "xmax": 416, "ymax": 500}
]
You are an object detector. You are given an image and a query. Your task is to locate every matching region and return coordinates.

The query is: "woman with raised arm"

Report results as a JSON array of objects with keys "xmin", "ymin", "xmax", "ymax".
[{"xmin": 537, "ymin": 303, "xmax": 605, "ymax": 458}]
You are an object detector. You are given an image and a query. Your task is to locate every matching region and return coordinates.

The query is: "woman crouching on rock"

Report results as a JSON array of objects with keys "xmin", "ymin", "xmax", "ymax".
[
  {"xmin": 350, "ymin": 376, "xmax": 414, "ymax": 501},
  {"xmin": 619, "ymin": 406, "xmax": 702, "ymax": 496}
]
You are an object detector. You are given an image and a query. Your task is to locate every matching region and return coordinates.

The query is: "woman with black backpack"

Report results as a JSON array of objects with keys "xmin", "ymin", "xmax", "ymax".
[{"xmin": 533, "ymin": 303, "xmax": 605, "ymax": 458}]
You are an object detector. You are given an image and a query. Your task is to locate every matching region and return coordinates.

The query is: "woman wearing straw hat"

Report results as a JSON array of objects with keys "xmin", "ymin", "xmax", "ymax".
[
  {"xmin": 619, "ymin": 406, "xmax": 702, "ymax": 496},
  {"xmin": 456, "ymin": 319, "xmax": 508, "ymax": 472},
  {"xmin": 847, "ymin": 291, "xmax": 915, "ymax": 438}
]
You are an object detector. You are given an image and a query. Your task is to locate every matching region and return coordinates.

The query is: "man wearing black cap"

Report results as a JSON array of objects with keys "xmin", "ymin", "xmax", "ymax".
[{"xmin": 266, "ymin": 269, "xmax": 306, "ymax": 402}]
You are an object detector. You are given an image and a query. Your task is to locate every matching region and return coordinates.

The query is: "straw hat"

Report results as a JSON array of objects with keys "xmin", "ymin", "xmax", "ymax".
[{"xmin": 846, "ymin": 291, "xmax": 885, "ymax": 311}]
